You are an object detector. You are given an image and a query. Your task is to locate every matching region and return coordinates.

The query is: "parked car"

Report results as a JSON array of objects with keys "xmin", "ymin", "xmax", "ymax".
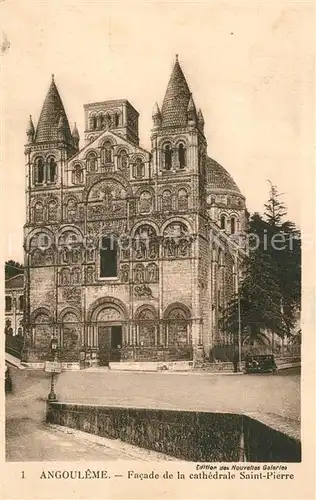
[
  {"xmin": 5, "ymin": 365, "xmax": 12, "ymax": 392},
  {"xmin": 244, "ymin": 354, "xmax": 277, "ymax": 374}
]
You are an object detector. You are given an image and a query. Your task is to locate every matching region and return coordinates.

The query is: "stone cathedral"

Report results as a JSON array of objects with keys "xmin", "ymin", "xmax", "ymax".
[{"xmin": 23, "ymin": 56, "xmax": 247, "ymax": 367}]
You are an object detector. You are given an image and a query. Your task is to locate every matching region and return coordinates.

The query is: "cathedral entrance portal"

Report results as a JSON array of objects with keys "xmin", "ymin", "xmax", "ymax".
[{"xmin": 98, "ymin": 324, "xmax": 122, "ymax": 365}]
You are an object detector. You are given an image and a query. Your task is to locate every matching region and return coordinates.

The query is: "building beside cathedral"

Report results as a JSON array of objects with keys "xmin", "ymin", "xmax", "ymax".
[{"xmin": 23, "ymin": 56, "xmax": 247, "ymax": 367}]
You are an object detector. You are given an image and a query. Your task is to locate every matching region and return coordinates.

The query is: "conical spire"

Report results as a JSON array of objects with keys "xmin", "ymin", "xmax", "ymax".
[
  {"xmin": 187, "ymin": 93, "xmax": 197, "ymax": 125},
  {"xmin": 72, "ymin": 122, "xmax": 80, "ymax": 150},
  {"xmin": 35, "ymin": 75, "xmax": 73, "ymax": 144},
  {"xmin": 72, "ymin": 122, "xmax": 79, "ymax": 139},
  {"xmin": 26, "ymin": 115, "xmax": 35, "ymax": 141},
  {"xmin": 152, "ymin": 102, "xmax": 161, "ymax": 118},
  {"xmin": 197, "ymin": 108, "xmax": 204, "ymax": 124},
  {"xmin": 161, "ymin": 55, "xmax": 191, "ymax": 128},
  {"xmin": 197, "ymin": 108, "xmax": 205, "ymax": 132},
  {"xmin": 187, "ymin": 94, "xmax": 196, "ymax": 112}
]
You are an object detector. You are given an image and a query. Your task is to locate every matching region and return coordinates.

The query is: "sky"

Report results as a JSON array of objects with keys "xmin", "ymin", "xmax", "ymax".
[{"xmin": 1, "ymin": 0, "xmax": 314, "ymax": 262}]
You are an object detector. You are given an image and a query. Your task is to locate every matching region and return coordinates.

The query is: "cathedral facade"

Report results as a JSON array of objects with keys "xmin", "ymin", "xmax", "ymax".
[{"xmin": 23, "ymin": 57, "xmax": 246, "ymax": 367}]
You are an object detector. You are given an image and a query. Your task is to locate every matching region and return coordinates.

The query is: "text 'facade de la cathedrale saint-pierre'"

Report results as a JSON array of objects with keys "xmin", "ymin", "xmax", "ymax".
[{"xmin": 23, "ymin": 56, "xmax": 247, "ymax": 368}]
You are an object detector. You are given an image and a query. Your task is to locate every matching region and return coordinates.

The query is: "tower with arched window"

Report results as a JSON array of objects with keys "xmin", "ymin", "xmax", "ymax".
[{"xmin": 23, "ymin": 59, "xmax": 247, "ymax": 367}]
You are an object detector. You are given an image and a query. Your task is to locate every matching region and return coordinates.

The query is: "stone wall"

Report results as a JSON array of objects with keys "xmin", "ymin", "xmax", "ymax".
[{"xmin": 47, "ymin": 403, "xmax": 301, "ymax": 462}]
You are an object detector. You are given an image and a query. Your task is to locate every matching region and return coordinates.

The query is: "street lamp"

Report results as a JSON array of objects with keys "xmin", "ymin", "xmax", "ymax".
[
  {"xmin": 48, "ymin": 337, "xmax": 59, "ymax": 402},
  {"xmin": 236, "ymin": 256, "xmax": 242, "ymax": 372}
]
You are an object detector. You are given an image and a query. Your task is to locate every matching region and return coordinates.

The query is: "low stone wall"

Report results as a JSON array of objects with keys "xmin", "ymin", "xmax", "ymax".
[{"xmin": 47, "ymin": 403, "xmax": 301, "ymax": 462}]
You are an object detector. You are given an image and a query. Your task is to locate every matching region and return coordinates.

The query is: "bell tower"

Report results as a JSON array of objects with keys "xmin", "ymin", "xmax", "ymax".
[
  {"xmin": 150, "ymin": 56, "xmax": 210, "ymax": 363},
  {"xmin": 23, "ymin": 75, "xmax": 78, "ymax": 360}
]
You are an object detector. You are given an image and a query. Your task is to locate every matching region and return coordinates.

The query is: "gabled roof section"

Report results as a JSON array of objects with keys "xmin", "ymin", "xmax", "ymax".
[
  {"xmin": 161, "ymin": 56, "xmax": 191, "ymax": 128},
  {"xmin": 5, "ymin": 274, "xmax": 24, "ymax": 290},
  {"xmin": 35, "ymin": 75, "xmax": 73, "ymax": 144},
  {"xmin": 70, "ymin": 128, "xmax": 150, "ymax": 163}
]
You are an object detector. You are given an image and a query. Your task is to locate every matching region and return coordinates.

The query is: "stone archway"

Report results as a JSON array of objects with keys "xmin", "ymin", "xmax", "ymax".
[{"xmin": 87, "ymin": 297, "xmax": 128, "ymax": 365}]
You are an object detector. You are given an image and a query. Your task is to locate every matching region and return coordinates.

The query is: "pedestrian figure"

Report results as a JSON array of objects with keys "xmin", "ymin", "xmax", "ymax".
[{"xmin": 233, "ymin": 351, "xmax": 239, "ymax": 373}]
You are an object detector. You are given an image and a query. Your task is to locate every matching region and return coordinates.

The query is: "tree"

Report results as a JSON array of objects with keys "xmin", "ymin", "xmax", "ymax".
[
  {"xmin": 222, "ymin": 183, "xmax": 301, "ymax": 346},
  {"xmin": 263, "ymin": 181, "xmax": 301, "ymax": 337},
  {"xmin": 5, "ymin": 260, "xmax": 24, "ymax": 280},
  {"xmin": 221, "ymin": 213, "xmax": 286, "ymax": 345}
]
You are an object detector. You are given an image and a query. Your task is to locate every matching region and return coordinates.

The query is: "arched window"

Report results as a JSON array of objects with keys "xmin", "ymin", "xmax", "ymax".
[
  {"xmin": 161, "ymin": 190, "xmax": 172, "ymax": 211},
  {"xmin": 231, "ymin": 217, "xmax": 236, "ymax": 235},
  {"xmin": 115, "ymin": 113, "xmax": 120, "ymax": 127},
  {"xmin": 163, "ymin": 143, "xmax": 172, "ymax": 170},
  {"xmin": 118, "ymin": 150, "xmax": 128, "ymax": 170},
  {"xmin": 34, "ymin": 158, "xmax": 44, "ymax": 184},
  {"xmin": 19, "ymin": 295, "xmax": 24, "ymax": 310},
  {"xmin": 136, "ymin": 308, "xmax": 157, "ymax": 347},
  {"xmin": 178, "ymin": 143, "xmax": 186, "ymax": 168},
  {"xmin": 99, "ymin": 114, "xmax": 105, "ymax": 129},
  {"xmin": 87, "ymin": 152, "xmax": 97, "ymax": 172},
  {"xmin": 102, "ymin": 141, "xmax": 113, "ymax": 163},
  {"xmin": 72, "ymin": 165, "xmax": 83, "ymax": 184},
  {"xmin": 177, "ymin": 188, "xmax": 188, "ymax": 211},
  {"xmin": 135, "ymin": 158, "xmax": 144, "ymax": 178},
  {"xmin": 66, "ymin": 198, "xmax": 77, "ymax": 221},
  {"xmin": 166, "ymin": 306, "xmax": 190, "ymax": 347},
  {"xmin": 47, "ymin": 199, "xmax": 58, "ymax": 222},
  {"xmin": 220, "ymin": 214, "xmax": 226, "ymax": 230},
  {"xmin": 5, "ymin": 296, "xmax": 12, "ymax": 312},
  {"xmin": 105, "ymin": 114, "xmax": 112, "ymax": 129},
  {"xmin": 34, "ymin": 202, "xmax": 44, "ymax": 223},
  {"xmin": 91, "ymin": 116, "xmax": 97, "ymax": 129},
  {"xmin": 139, "ymin": 191, "xmax": 152, "ymax": 214},
  {"xmin": 47, "ymin": 157, "xmax": 57, "ymax": 182}
]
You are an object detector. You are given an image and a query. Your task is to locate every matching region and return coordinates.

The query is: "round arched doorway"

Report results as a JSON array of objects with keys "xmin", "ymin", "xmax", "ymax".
[{"xmin": 88, "ymin": 298, "xmax": 127, "ymax": 366}]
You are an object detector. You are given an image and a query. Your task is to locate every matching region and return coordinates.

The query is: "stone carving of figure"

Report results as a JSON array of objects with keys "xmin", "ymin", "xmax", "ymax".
[
  {"xmin": 149, "ymin": 241, "xmax": 158, "ymax": 259},
  {"xmin": 165, "ymin": 238, "xmax": 177, "ymax": 258},
  {"xmin": 72, "ymin": 268, "xmax": 80, "ymax": 284},
  {"xmin": 61, "ymin": 269, "xmax": 70, "ymax": 285},
  {"xmin": 61, "ymin": 248, "xmax": 70, "ymax": 264},
  {"xmin": 121, "ymin": 266, "xmax": 129, "ymax": 283},
  {"xmin": 139, "ymin": 192, "xmax": 152, "ymax": 214},
  {"xmin": 45, "ymin": 248, "xmax": 54, "ymax": 265},
  {"xmin": 135, "ymin": 240, "xmax": 147, "ymax": 260},
  {"xmin": 86, "ymin": 266, "xmax": 94, "ymax": 283},
  {"xmin": 86, "ymin": 249, "xmax": 94, "ymax": 262},
  {"xmin": 147, "ymin": 264, "xmax": 157, "ymax": 282},
  {"xmin": 72, "ymin": 248, "xmax": 81, "ymax": 263},
  {"xmin": 33, "ymin": 249, "xmax": 43, "ymax": 265},
  {"xmin": 179, "ymin": 238, "xmax": 190, "ymax": 257},
  {"xmin": 135, "ymin": 266, "xmax": 144, "ymax": 283}
]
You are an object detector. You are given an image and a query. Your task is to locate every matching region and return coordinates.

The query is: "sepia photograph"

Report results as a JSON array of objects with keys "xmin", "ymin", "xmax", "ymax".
[{"xmin": 1, "ymin": 1, "xmax": 314, "ymax": 499}]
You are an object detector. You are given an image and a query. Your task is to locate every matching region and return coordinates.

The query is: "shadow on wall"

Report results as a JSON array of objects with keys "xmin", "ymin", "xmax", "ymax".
[{"xmin": 47, "ymin": 403, "xmax": 301, "ymax": 463}]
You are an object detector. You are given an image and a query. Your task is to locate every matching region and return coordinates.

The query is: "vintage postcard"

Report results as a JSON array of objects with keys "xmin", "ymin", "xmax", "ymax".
[{"xmin": 1, "ymin": 0, "xmax": 315, "ymax": 499}]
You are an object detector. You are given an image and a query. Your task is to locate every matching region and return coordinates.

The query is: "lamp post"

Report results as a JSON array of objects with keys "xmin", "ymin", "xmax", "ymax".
[
  {"xmin": 48, "ymin": 337, "xmax": 58, "ymax": 402},
  {"xmin": 234, "ymin": 254, "xmax": 243, "ymax": 372}
]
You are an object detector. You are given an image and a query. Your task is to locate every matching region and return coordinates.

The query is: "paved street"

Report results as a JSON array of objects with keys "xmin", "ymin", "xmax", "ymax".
[
  {"xmin": 6, "ymin": 365, "xmax": 300, "ymax": 461},
  {"xmin": 55, "ymin": 367, "xmax": 300, "ymax": 422},
  {"xmin": 5, "ymin": 367, "xmax": 168, "ymax": 462}
]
